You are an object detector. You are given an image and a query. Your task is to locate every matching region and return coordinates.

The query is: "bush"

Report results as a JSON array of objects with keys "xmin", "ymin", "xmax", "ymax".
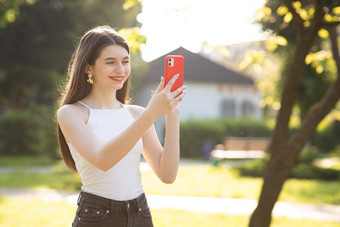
[
  {"xmin": 298, "ymin": 146, "xmax": 326, "ymax": 164},
  {"xmin": 0, "ymin": 106, "xmax": 58, "ymax": 158},
  {"xmin": 235, "ymin": 158, "xmax": 267, "ymax": 177},
  {"xmin": 312, "ymin": 120, "xmax": 340, "ymax": 152},
  {"xmin": 290, "ymin": 164, "xmax": 340, "ymax": 180},
  {"xmin": 180, "ymin": 118, "xmax": 272, "ymax": 158},
  {"xmin": 234, "ymin": 147, "xmax": 340, "ymax": 180},
  {"xmin": 180, "ymin": 120, "xmax": 225, "ymax": 158}
]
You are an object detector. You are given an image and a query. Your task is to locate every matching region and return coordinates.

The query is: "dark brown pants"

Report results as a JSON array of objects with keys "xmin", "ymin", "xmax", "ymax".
[{"xmin": 72, "ymin": 191, "xmax": 154, "ymax": 227}]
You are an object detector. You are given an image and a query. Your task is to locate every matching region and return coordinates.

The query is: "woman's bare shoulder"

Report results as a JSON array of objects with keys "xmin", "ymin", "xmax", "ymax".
[
  {"xmin": 57, "ymin": 103, "xmax": 88, "ymax": 122},
  {"xmin": 125, "ymin": 104, "xmax": 145, "ymax": 119}
]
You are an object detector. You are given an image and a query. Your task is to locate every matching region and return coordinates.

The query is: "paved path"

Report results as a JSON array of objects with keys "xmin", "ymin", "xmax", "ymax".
[{"xmin": 0, "ymin": 187, "xmax": 339, "ymax": 223}]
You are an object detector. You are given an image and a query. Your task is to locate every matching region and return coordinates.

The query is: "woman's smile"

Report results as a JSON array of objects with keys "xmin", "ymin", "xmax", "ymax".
[{"xmin": 109, "ymin": 76, "xmax": 125, "ymax": 82}]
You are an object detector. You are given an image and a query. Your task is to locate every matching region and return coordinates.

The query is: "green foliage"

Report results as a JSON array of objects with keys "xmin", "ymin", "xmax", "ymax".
[
  {"xmin": 180, "ymin": 119, "xmax": 272, "ymax": 158},
  {"xmin": 0, "ymin": 0, "xmax": 29, "ymax": 28},
  {"xmin": 0, "ymin": 109, "xmax": 39, "ymax": 156},
  {"xmin": 291, "ymin": 164, "xmax": 340, "ymax": 180},
  {"xmin": 233, "ymin": 158, "xmax": 268, "ymax": 177},
  {"xmin": 0, "ymin": 0, "xmax": 145, "ymax": 158},
  {"xmin": 0, "ymin": 106, "xmax": 58, "ymax": 158},
  {"xmin": 298, "ymin": 146, "xmax": 326, "ymax": 163},
  {"xmin": 254, "ymin": 0, "xmax": 339, "ymax": 120},
  {"xmin": 312, "ymin": 120, "xmax": 340, "ymax": 152},
  {"xmin": 0, "ymin": 0, "xmax": 143, "ymax": 110},
  {"xmin": 235, "ymin": 147, "xmax": 340, "ymax": 180}
]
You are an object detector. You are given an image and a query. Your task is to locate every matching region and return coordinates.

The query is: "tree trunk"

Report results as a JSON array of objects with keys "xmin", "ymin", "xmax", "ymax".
[
  {"xmin": 248, "ymin": 1, "xmax": 339, "ymax": 226},
  {"xmin": 249, "ymin": 76, "xmax": 340, "ymax": 227}
]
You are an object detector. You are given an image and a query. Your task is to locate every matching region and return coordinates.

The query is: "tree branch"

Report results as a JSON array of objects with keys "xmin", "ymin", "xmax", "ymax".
[
  {"xmin": 282, "ymin": 0, "xmax": 304, "ymax": 32},
  {"xmin": 326, "ymin": 24, "xmax": 340, "ymax": 76},
  {"xmin": 309, "ymin": 0, "xmax": 326, "ymax": 35},
  {"xmin": 286, "ymin": 23, "xmax": 340, "ymax": 162}
]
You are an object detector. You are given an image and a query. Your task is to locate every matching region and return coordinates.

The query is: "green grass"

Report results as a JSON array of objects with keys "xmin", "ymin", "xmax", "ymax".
[
  {"xmin": 142, "ymin": 165, "xmax": 340, "ymax": 205},
  {"xmin": 1, "ymin": 163, "xmax": 340, "ymax": 205},
  {"xmin": 0, "ymin": 198, "xmax": 339, "ymax": 227},
  {"xmin": 0, "ymin": 155, "xmax": 55, "ymax": 167},
  {"xmin": 330, "ymin": 162, "xmax": 340, "ymax": 170},
  {"xmin": 143, "ymin": 165, "xmax": 262, "ymax": 199},
  {"xmin": 0, "ymin": 171, "xmax": 81, "ymax": 191}
]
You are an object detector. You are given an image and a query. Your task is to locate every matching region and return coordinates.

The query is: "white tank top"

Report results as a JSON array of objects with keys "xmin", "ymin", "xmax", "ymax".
[{"xmin": 67, "ymin": 101, "xmax": 144, "ymax": 201}]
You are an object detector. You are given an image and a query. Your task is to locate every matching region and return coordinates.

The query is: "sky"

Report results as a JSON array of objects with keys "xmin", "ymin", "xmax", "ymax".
[{"xmin": 137, "ymin": 0, "xmax": 266, "ymax": 62}]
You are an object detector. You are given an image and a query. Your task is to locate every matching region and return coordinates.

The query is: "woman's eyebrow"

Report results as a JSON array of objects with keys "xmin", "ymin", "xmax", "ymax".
[{"xmin": 104, "ymin": 56, "xmax": 129, "ymax": 61}]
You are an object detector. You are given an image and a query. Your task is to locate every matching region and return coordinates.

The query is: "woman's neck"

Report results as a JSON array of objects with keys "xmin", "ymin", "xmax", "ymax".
[{"xmin": 84, "ymin": 87, "xmax": 122, "ymax": 109}]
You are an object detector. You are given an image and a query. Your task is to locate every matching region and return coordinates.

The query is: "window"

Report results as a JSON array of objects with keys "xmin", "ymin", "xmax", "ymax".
[
  {"xmin": 220, "ymin": 99, "xmax": 236, "ymax": 118},
  {"xmin": 241, "ymin": 100, "xmax": 254, "ymax": 117}
]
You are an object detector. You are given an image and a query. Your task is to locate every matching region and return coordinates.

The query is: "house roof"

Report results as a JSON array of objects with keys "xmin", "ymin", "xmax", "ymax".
[{"xmin": 145, "ymin": 47, "xmax": 254, "ymax": 85}]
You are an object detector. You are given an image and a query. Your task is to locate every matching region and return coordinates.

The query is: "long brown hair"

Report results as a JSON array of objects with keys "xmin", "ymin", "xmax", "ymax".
[{"xmin": 57, "ymin": 26, "xmax": 131, "ymax": 172}]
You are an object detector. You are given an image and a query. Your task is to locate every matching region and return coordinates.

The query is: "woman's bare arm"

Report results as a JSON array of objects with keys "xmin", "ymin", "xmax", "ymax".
[{"xmin": 58, "ymin": 75, "xmax": 185, "ymax": 171}]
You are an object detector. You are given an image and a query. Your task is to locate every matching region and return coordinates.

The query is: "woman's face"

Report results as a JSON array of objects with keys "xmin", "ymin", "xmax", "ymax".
[{"xmin": 90, "ymin": 44, "xmax": 130, "ymax": 91}]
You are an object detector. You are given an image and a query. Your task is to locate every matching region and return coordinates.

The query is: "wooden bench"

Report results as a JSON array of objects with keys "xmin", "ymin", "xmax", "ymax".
[{"xmin": 210, "ymin": 137, "xmax": 270, "ymax": 166}]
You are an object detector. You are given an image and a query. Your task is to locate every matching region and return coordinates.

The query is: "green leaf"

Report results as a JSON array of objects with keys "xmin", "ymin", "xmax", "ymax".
[
  {"xmin": 292, "ymin": 1, "xmax": 301, "ymax": 9},
  {"xmin": 5, "ymin": 9, "xmax": 16, "ymax": 23},
  {"xmin": 299, "ymin": 9, "xmax": 308, "ymax": 20},
  {"xmin": 316, "ymin": 65, "xmax": 324, "ymax": 74},
  {"xmin": 324, "ymin": 13, "xmax": 333, "ymax": 22},
  {"xmin": 305, "ymin": 54, "xmax": 313, "ymax": 64},
  {"xmin": 118, "ymin": 27, "xmax": 146, "ymax": 53},
  {"xmin": 275, "ymin": 36, "xmax": 288, "ymax": 46},
  {"xmin": 123, "ymin": 0, "xmax": 141, "ymax": 10},
  {"xmin": 332, "ymin": 6, "xmax": 340, "ymax": 16},
  {"xmin": 318, "ymin": 29, "xmax": 329, "ymax": 39},
  {"xmin": 277, "ymin": 6, "xmax": 288, "ymax": 16},
  {"xmin": 284, "ymin": 12, "xmax": 293, "ymax": 23},
  {"xmin": 304, "ymin": 20, "xmax": 311, "ymax": 28}
]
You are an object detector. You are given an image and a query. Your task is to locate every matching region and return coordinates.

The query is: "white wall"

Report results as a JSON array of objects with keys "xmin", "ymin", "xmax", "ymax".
[
  {"xmin": 134, "ymin": 82, "xmax": 262, "ymax": 142},
  {"xmin": 178, "ymin": 82, "xmax": 262, "ymax": 120}
]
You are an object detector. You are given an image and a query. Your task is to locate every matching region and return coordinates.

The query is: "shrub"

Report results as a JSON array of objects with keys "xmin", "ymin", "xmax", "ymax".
[
  {"xmin": 312, "ymin": 120, "xmax": 340, "ymax": 152},
  {"xmin": 235, "ymin": 158, "xmax": 267, "ymax": 177},
  {"xmin": 0, "ymin": 106, "xmax": 58, "ymax": 158},
  {"xmin": 298, "ymin": 146, "xmax": 326, "ymax": 164},
  {"xmin": 180, "ymin": 120, "xmax": 225, "ymax": 158},
  {"xmin": 234, "ymin": 147, "xmax": 340, "ymax": 180},
  {"xmin": 180, "ymin": 118, "xmax": 272, "ymax": 158},
  {"xmin": 290, "ymin": 164, "xmax": 340, "ymax": 180}
]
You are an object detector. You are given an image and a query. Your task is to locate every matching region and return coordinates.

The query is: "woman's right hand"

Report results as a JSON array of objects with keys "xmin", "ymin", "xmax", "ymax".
[{"xmin": 145, "ymin": 74, "xmax": 186, "ymax": 121}]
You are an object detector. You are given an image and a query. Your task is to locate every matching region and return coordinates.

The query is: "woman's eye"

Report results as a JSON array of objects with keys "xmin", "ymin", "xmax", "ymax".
[
  {"xmin": 123, "ymin": 60, "xmax": 130, "ymax": 64},
  {"xmin": 107, "ymin": 62, "xmax": 114, "ymax": 64}
]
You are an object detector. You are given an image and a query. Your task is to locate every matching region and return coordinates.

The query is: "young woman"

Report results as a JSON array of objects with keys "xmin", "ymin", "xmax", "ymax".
[{"xmin": 57, "ymin": 26, "xmax": 186, "ymax": 227}]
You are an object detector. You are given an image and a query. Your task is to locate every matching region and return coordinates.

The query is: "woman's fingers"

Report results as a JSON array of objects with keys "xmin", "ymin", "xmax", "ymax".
[
  {"xmin": 171, "ymin": 85, "xmax": 186, "ymax": 99},
  {"xmin": 154, "ymin": 76, "xmax": 165, "ymax": 93},
  {"xmin": 173, "ymin": 90, "xmax": 186, "ymax": 104},
  {"xmin": 147, "ymin": 74, "xmax": 186, "ymax": 117},
  {"xmin": 164, "ymin": 74, "xmax": 179, "ymax": 92}
]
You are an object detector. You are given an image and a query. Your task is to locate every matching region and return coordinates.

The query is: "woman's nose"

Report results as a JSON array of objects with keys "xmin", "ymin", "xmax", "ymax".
[{"xmin": 115, "ymin": 63, "xmax": 124, "ymax": 73}]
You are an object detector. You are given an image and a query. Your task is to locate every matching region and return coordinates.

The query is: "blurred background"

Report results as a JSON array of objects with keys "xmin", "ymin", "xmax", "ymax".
[{"xmin": 0, "ymin": 0, "xmax": 340, "ymax": 226}]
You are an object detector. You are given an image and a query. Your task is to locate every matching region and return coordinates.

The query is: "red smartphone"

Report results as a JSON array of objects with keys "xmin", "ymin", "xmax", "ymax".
[{"xmin": 164, "ymin": 55, "xmax": 184, "ymax": 92}]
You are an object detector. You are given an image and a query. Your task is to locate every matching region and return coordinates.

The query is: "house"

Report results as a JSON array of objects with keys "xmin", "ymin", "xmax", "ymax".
[{"xmin": 135, "ymin": 47, "xmax": 262, "ymax": 139}]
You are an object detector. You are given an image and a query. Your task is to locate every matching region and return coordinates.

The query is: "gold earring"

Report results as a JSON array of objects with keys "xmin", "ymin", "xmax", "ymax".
[{"xmin": 87, "ymin": 74, "xmax": 93, "ymax": 84}]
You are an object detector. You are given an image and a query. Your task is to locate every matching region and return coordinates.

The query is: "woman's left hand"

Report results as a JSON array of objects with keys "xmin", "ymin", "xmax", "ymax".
[{"xmin": 150, "ymin": 88, "xmax": 183, "ymax": 120}]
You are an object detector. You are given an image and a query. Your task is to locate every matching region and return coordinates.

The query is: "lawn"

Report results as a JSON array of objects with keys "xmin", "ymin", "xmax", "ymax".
[
  {"xmin": 1, "ymin": 159, "xmax": 340, "ymax": 205},
  {"xmin": 0, "ymin": 155, "xmax": 55, "ymax": 167},
  {"xmin": 0, "ymin": 198, "xmax": 339, "ymax": 227},
  {"xmin": 1, "ymin": 157, "xmax": 340, "ymax": 226}
]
